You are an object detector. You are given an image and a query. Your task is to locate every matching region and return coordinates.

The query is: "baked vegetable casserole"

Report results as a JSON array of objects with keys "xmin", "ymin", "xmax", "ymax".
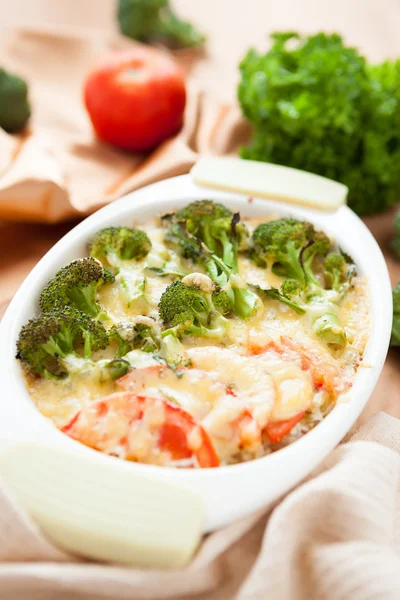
[{"xmin": 16, "ymin": 201, "xmax": 369, "ymax": 468}]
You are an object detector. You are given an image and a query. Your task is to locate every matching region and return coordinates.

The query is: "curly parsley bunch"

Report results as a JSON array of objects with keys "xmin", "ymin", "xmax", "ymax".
[{"xmin": 238, "ymin": 32, "xmax": 400, "ymax": 215}]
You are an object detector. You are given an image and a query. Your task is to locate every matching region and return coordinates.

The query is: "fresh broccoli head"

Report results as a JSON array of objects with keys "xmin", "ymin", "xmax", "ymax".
[
  {"xmin": 16, "ymin": 307, "xmax": 109, "ymax": 378},
  {"xmin": 89, "ymin": 226, "xmax": 151, "ymax": 270},
  {"xmin": 39, "ymin": 257, "xmax": 114, "ymax": 319},
  {"xmin": 392, "ymin": 212, "xmax": 400, "ymax": 260},
  {"xmin": 158, "ymin": 275, "xmax": 229, "ymax": 340},
  {"xmin": 0, "ymin": 67, "xmax": 31, "ymax": 133},
  {"xmin": 391, "ymin": 283, "xmax": 400, "ymax": 346},
  {"xmin": 118, "ymin": 0, "xmax": 206, "ymax": 49}
]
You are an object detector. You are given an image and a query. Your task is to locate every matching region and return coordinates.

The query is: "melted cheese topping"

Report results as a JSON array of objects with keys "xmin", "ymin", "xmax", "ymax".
[{"xmin": 24, "ymin": 216, "xmax": 370, "ymax": 466}]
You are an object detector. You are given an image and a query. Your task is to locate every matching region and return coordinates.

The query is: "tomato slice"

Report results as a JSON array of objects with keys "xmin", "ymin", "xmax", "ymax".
[
  {"xmin": 155, "ymin": 398, "xmax": 219, "ymax": 467},
  {"xmin": 62, "ymin": 392, "xmax": 219, "ymax": 468},
  {"xmin": 265, "ymin": 411, "xmax": 306, "ymax": 444}
]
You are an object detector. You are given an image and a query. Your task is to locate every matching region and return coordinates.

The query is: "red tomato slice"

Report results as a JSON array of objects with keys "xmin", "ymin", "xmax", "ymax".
[
  {"xmin": 62, "ymin": 392, "xmax": 219, "ymax": 468},
  {"xmin": 157, "ymin": 401, "xmax": 219, "ymax": 467},
  {"xmin": 265, "ymin": 411, "xmax": 306, "ymax": 444}
]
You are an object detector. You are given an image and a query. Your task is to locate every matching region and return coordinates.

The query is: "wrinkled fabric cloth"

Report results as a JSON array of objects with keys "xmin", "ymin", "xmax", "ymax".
[
  {"xmin": 0, "ymin": 27, "xmax": 247, "ymax": 223},
  {"xmin": 0, "ymin": 412, "xmax": 400, "ymax": 600}
]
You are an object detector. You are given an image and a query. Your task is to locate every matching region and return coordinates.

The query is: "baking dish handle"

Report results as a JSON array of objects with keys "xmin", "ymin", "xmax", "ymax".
[{"xmin": 0, "ymin": 441, "xmax": 204, "ymax": 568}]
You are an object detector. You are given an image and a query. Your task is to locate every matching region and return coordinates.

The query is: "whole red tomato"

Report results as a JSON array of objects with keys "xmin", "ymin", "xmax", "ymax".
[{"xmin": 84, "ymin": 47, "xmax": 186, "ymax": 151}]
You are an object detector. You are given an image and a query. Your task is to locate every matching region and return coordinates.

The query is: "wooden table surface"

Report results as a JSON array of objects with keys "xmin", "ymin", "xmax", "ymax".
[{"xmin": 0, "ymin": 0, "xmax": 399, "ymax": 424}]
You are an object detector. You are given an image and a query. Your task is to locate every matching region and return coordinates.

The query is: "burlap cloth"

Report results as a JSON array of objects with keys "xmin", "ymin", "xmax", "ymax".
[{"xmin": 1, "ymin": 24, "xmax": 400, "ymax": 600}]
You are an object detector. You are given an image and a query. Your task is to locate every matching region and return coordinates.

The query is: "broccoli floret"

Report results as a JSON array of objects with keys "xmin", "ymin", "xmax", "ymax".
[
  {"xmin": 324, "ymin": 253, "xmax": 347, "ymax": 290},
  {"xmin": 164, "ymin": 219, "xmax": 260, "ymax": 320},
  {"xmin": 110, "ymin": 317, "xmax": 160, "ymax": 356},
  {"xmin": 212, "ymin": 287, "xmax": 234, "ymax": 316},
  {"xmin": 89, "ymin": 226, "xmax": 151, "ymax": 271},
  {"xmin": 164, "ymin": 222, "xmax": 204, "ymax": 263},
  {"xmin": 16, "ymin": 307, "xmax": 109, "ymax": 378},
  {"xmin": 159, "ymin": 328, "xmax": 189, "ymax": 371},
  {"xmin": 324, "ymin": 252, "xmax": 356, "ymax": 295},
  {"xmin": 175, "ymin": 200, "xmax": 233, "ymax": 250},
  {"xmin": 89, "ymin": 227, "xmax": 151, "ymax": 308},
  {"xmin": 250, "ymin": 219, "xmax": 354, "ymax": 300},
  {"xmin": 392, "ymin": 212, "xmax": 400, "ymax": 260},
  {"xmin": 255, "ymin": 265, "xmax": 350, "ymax": 349},
  {"xmin": 301, "ymin": 232, "xmax": 331, "ymax": 296},
  {"xmin": 118, "ymin": 0, "xmax": 206, "ymax": 49},
  {"xmin": 173, "ymin": 201, "xmax": 249, "ymax": 272},
  {"xmin": 250, "ymin": 218, "xmax": 315, "ymax": 282},
  {"xmin": 0, "ymin": 67, "xmax": 31, "ymax": 133},
  {"xmin": 391, "ymin": 283, "xmax": 400, "ymax": 346},
  {"xmin": 39, "ymin": 257, "xmax": 114, "ymax": 319},
  {"xmin": 158, "ymin": 275, "xmax": 229, "ymax": 340}
]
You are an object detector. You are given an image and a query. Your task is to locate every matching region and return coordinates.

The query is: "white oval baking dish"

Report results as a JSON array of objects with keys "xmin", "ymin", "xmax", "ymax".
[{"xmin": 0, "ymin": 174, "xmax": 392, "ymax": 533}]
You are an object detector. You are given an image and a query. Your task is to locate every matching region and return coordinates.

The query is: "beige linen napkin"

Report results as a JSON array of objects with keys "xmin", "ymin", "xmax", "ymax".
[
  {"xmin": 0, "ymin": 27, "xmax": 247, "ymax": 223},
  {"xmin": 0, "ymin": 411, "xmax": 399, "ymax": 600}
]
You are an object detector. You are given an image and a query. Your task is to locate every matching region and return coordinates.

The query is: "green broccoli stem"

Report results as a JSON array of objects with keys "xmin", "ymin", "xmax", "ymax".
[
  {"xmin": 41, "ymin": 334, "xmax": 73, "ymax": 361},
  {"xmin": 119, "ymin": 272, "xmax": 147, "ymax": 307},
  {"xmin": 226, "ymin": 287, "xmax": 258, "ymax": 320},
  {"xmin": 187, "ymin": 323, "xmax": 227, "ymax": 339},
  {"xmin": 81, "ymin": 331, "xmax": 97, "ymax": 360},
  {"xmin": 312, "ymin": 313, "xmax": 347, "ymax": 347},
  {"xmin": 169, "ymin": 222, "xmax": 260, "ymax": 319},
  {"xmin": 213, "ymin": 230, "xmax": 237, "ymax": 272},
  {"xmin": 66, "ymin": 285, "xmax": 101, "ymax": 318},
  {"xmin": 197, "ymin": 239, "xmax": 259, "ymax": 319},
  {"xmin": 272, "ymin": 242, "xmax": 306, "ymax": 283},
  {"xmin": 145, "ymin": 266, "xmax": 185, "ymax": 278},
  {"xmin": 160, "ymin": 329, "xmax": 185, "ymax": 362},
  {"xmin": 263, "ymin": 288, "xmax": 306, "ymax": 315}
]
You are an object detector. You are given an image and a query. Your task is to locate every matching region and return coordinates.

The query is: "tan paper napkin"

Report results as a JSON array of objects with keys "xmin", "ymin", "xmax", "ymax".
[
  {"xmin": 0, "ymin": 411, "xmax": 400, "ymax": 600},
  {"xmin": 0, "ymin": 27, "xmax": 248, "ymax": 223}
]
